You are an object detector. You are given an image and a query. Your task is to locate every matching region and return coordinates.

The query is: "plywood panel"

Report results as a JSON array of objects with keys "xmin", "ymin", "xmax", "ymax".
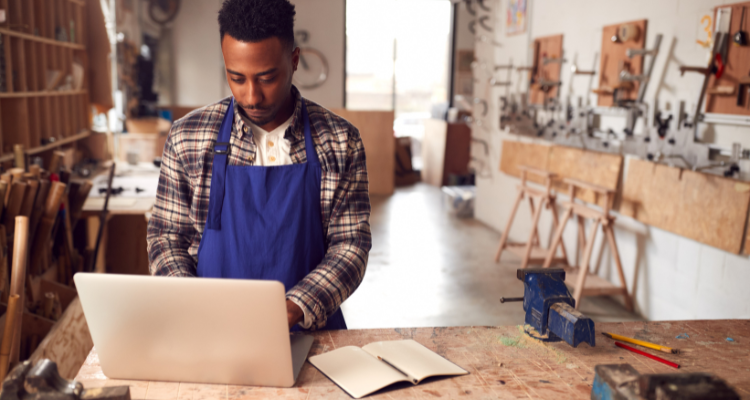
[
  {"xmin": 596, "ymin": 19, "xmax": 647, "ymax": 107},
  {"xmin": 529, "ymin": 34, "xmax": 563, "ymax": 105},
  {"xmin": 705, "ymin": 1, "xmax": 750, "ymax": 116},
  {"xmin": 29, "ymin": 297, "xmax": 92, "ymax": 379},
  {"xmin": 622, "ymin": 158, "xmax": 750, "ymax": 254},
  {"xmin": 499, "ymin": 140, "xmax": 550, "ymax": 186},
  {"xmin": 499, "ymin": 141, "xmax": 622, "ymax": 207},
  {"xmin": 547, "ymin": 146, "xmax": 623, "ymax": 207},
  {"xmin": 331, "ymin": 109, "xmax": 394, "ymax": 196}
]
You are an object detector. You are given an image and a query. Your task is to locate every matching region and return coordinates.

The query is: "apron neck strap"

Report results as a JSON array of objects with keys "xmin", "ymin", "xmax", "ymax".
[
  {"xmin": 301, "ymin": 100, "xmax": 319, "ymax": 166},
  {"xmin": 205, "ymin": 98, "xmax": 236, "ymax": 230}
]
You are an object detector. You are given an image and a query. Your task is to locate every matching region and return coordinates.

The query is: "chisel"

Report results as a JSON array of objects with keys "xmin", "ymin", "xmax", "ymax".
[
  {"xmin": 29, "ymin": 182, "xmax": 66, "ymax": 276},
  {"xmin": 3, "ymin": 182, "xmax": 28, "ymax": 236}
]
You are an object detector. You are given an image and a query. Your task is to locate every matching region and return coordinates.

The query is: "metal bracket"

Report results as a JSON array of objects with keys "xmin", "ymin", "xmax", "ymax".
[{"xmin": 212, "ymin": 142, "xmax": 231, "ymax": 155}]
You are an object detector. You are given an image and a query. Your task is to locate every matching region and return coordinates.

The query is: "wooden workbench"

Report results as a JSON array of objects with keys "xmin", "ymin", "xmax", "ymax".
[{"xmin": 75, "ymin": 320, "xmax": 750, "ymax": 399}]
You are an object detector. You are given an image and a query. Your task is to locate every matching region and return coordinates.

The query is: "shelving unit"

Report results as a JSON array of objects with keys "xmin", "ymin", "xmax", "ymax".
[{"xmin": 0, "ymin": 0, "xmax": 92, "ymax": 164}]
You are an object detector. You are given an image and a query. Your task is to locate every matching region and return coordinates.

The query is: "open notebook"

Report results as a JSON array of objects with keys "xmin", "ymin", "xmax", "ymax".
[{"xmin": 308, "ymin": 339, "xmax": 468, "ymax": 398}]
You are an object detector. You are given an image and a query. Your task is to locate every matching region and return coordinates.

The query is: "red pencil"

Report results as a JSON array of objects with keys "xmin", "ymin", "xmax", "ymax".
[{"xmin": 615, "ymin": 342, "xmax": 680, "ymax": 369}]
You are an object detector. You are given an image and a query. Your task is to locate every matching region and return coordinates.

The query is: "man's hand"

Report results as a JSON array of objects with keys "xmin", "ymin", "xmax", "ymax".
[{"xmin": 286, "ymin": 299, "xmax": 304, "ymax": 329}]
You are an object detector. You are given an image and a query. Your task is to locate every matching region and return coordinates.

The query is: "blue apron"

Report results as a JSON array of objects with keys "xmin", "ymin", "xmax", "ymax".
[{"xmin": 196, "ymin": 98, "xmax": 347, "ymax": 331}]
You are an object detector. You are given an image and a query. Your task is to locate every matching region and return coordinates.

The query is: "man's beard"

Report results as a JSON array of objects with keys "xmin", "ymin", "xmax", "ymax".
[{"xmin": 239, "ymin": 104, "xmax": 278, "ymax": 127}]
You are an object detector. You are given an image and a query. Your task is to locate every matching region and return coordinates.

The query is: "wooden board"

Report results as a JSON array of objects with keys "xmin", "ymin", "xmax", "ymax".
[
  {"xmin": 547, "ymin": 146, "xmax": 623, "ymax": 208},
  {"xmin": 422, "ymin": 120, "xmax": 471, "ymax": 187},
  {"xmin": 596, "ymin": 19, "xmax": 647, "ymax": 107},
  {"xmin": 30, "ymin": 297, "xmax": 93, "ymax": 380},
  {"xmin": 331, "ymin": 109, "xmax": 395, "ymax": 196},
  {"xmin": 621, "ymin": 158, "xmax": 750, "ymax": 254},
  {"xmin": 499, "ymin": 141, "xmax": 623, "ymax": 207},
  {"xmin": 529, "ymin": 34, "xmax": 564, "ymax": 105},
  {"xmin": 75, "ymin": 320, "xmax": 750, "ymax": 399},
  {"xmin": 422, "ymin": 119, "xmax": 449, "ymax": 187},
  {"xmin": 499, "ymin": 140, "xmax": 550, "ymax": 185},
  {"xmin": 705, "ymin": 1, "xmax": 750, "ymax": 116}
]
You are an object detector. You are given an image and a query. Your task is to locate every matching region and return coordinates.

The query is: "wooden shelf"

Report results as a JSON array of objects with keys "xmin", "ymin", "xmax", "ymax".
[
  {"xmin": 0, "ymin": 90, "xmax": 88, "ymax": 99},
  {"xmin": 0, "ymin": 130, "xmax": 91, "ymax": 162},
  {"xmin": 0, "ymin": 28, "xmax": 85, "ymax": 51}
]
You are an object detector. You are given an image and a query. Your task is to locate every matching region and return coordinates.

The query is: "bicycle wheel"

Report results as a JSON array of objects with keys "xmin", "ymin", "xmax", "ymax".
[
  {"xmin": 293, "ymin": 47, "xmax": 329, "ymax": 90},
  {"xmin": 149, "ymin": 0, "xmax": 180, "ymax": 25}
]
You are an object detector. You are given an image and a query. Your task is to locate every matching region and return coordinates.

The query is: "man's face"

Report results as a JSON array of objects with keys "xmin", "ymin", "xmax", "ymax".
[{"xmin": 221, "ymin": 35, "xmax": 299, "ymax": 129}]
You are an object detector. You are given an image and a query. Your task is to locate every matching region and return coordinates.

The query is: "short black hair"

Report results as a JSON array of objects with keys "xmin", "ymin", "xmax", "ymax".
[{"xmin": 218, "ymin": 0, "xmax": 296, "ymax": 49}]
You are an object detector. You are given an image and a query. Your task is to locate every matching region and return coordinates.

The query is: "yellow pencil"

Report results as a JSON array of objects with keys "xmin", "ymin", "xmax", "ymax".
[{"xmin": 601, "ymin": 332, "xmax": 679, "ymax": 354}]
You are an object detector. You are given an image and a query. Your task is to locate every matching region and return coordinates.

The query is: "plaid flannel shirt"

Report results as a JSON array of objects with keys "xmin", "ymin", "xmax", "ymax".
[{"xmin": 146, "ymin": 86, "xmax": 372, "ymax": 330}]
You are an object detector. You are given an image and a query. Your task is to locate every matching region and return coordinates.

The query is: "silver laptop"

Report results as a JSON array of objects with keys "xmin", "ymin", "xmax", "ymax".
[{"xmin": 74, "ymin": 273, "xmax": 314, "ymax": 387}]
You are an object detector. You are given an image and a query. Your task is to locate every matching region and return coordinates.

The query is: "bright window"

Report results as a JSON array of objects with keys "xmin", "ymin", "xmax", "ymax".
[{"xmin": 346, "ymin": 0, "xmax": 452, "ymax": 140}]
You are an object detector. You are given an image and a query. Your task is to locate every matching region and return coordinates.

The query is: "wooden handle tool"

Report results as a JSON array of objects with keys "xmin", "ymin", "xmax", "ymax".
[
  {"xmin": 28, "ymin": 164, "xmax": 41, "ymax": 178},
  {"xmin": 48, "ymin": 151, "xmax": 65, "ymax": 175},
  {"xmin": 19, "ymin": 179, "xmax": 38, "ymax": 218},
  {"xmin": 0, "ymin": 294, "xmax": 20, "ymax": 379},
  {"xmin": 12, "ymin": 145, "xmax": 24, "ymax": 171},
  {"xmin": 29, "ymin": 182, "xmax": 66, "ymax": 276},
  {"xmin": 8, "ymin": 216, "xmax": 29, "ymax": 366},
  {"xmin": 0, "ymin": 225, "xmax": 7, "ymax": 302},
  {"xmin": 29, "ymin": 180, "xmax": 50, "ymax": 240},
  {"xmin": 1, "ymin": 174, "xmax": 10, "ymax": 206},
  {"xmin": 8, "ymin": 169, "xmax": 25, "ymax": 185},
  {"xmin": 0, "ymin": 181, "xmax": 8, "ymax": 219},
  {"xmin": 3, "ymin": 182, "xmax": 27, "ymax": 236}
]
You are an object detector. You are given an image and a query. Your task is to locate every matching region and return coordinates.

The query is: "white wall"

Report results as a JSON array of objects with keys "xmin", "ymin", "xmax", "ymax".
[
  {"xmin": 172, "ymin": 0, "xmax": 224, "ymax": 106},
  {"xmin": 294, "ymin": 0, "xmax": 345, "ymax": 108},
  {"xmin": 171, "ymin": 0, "xmax": 345, "ymax": 108},
  {"xmin": 473, "ymin": 0, "xmax": 750, "ymax": 320}
]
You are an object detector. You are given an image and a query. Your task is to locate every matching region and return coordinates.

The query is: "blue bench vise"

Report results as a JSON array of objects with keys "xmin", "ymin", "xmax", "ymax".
[{"xmin": 501, "ymin": 268, "xmax": 595, "ymax": 348}]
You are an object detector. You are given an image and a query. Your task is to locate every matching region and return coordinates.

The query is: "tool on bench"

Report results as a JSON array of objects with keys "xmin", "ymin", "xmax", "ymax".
[
  {"xmin": 615, "ymin": 342, "xmax": 679, "ymax": 369},
  {"xmin": 591, "ymin": 364, "xmax": 739, "ymax": 400},
  {"xmin": 601, "ymin": 332, "xmax": 678, "ymax": 354},
  {"xmin": 0, "ymin": 359, "xmax": 131, "ymax": 400},
  {"xmin": 500, "ymin": 268, "xmax": 595, "ymax": 348}
]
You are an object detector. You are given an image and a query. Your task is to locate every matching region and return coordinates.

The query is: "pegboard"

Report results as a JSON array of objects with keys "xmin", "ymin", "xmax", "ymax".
[
  {"xmin": 595, "ymin": 19, "xmax": 647, "ymax": 107},
  {"xmin": 705, "ymin": 1, "xmax": 750, "ymax": 116},
  {"xmin": 529, "ymin": 34, "xmax": 563, "ymax": 105}
]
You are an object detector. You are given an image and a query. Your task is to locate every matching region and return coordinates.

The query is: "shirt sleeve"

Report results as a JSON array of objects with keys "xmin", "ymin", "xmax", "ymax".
[
  {"xmin": 286, "ymin": 126, "xmax": 372, "ymax": 329},
  {"xmin": 147, "ymin": 128, "xmax": 198, "ymax": 277}
]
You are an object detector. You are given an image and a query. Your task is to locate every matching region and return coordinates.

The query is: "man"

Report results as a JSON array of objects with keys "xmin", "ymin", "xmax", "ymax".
[{"xmin": 146, "ymin": 0, "xmax": 371, "ymax": 331}]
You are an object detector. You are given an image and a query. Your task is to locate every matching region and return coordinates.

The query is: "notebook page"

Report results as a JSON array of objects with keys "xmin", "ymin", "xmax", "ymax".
[
  {"xmin": 308, "ymin": 346, "xmax": 412, "ymax": 399},
  {"xmin": 362, "ymin": 340, "xmax": 468, "ymax": 383}
]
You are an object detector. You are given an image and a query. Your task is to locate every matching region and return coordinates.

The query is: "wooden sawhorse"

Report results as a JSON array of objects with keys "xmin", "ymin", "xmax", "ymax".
[
  {"xmin": 542, "ymin": 178, "xmax": 633, "ymax": 312},
  {"xmin": 494, "ymin": 166, "xmax": 568, "ymax": 269}
]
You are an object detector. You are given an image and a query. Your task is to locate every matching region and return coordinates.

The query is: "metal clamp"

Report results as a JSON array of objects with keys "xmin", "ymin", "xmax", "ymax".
[
  {"xmin": 542, "ymin": 57, "xmax": 566, "ymax": 65},
  {"xmin": 626, "ymin": 48, "xmax": 658, "ymax": 58},
  {"xmin": 619, "ymin": 70, "xmax": 648, "ymax": 82},
  {"xmin": 212, "ymin": 142, "xmax": 231, "ymax": 155}
]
